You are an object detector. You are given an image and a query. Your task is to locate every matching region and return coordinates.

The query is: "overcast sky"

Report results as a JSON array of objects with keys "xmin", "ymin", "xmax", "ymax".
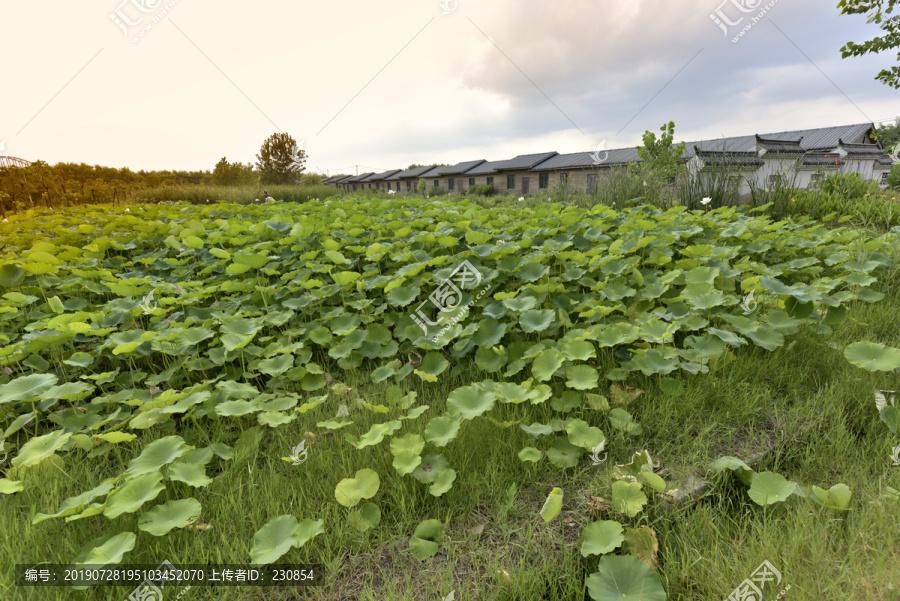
[{"xmin": 1, "ymin": 1, "xmax": 897, "ymax": 175}]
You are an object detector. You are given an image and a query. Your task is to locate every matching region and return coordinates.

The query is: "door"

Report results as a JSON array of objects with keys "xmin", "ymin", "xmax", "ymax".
[{"xmin": 522, "ymin": 177, "xmax": 530, "ymax": 195}]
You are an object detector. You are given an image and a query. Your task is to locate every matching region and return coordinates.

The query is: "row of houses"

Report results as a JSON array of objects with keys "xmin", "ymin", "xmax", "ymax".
[{"xmin": 320, "ymin": 123, "xmax": 896, "ymax": 197}]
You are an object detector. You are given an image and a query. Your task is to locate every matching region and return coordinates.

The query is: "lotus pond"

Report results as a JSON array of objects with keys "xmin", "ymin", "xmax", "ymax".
[{"xmin": 0, "ymin": 197, "xmax": 898, "ymax": 600}]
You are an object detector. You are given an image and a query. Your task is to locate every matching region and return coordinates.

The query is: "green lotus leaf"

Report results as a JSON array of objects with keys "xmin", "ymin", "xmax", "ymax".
[
  {"xmin": 348, "ymin": 502, "xmax": 381, "ymax": 532},
  {"xmin": 104, "ymin": 472, "xmax": 166, "ymax": 519},
  {"xmin": 844, "ymin": 341, "xmax": 900, "ymax": 372},
  {"xmin": 447, "ymin": 385, "xmax": 496, "ymax": 420},
  {"xmin": 386, "ymin": 286, "xmax": 420, "ymax": 306},
  {"xmin": 581, "ymin": 520, "xmax": 625, "ymax": 556},
  {"xmin": 566, "ymin": 419, "xmax": 605, "ymax": 451},
  {"xmin": 747, "ymin": 471, "xmax": 798, "ymax": 506},
  {"xmin": 707, "ymin": 456, "xmax": 755, "ymax": 486},
  {"xmin": 411, "ymin": 453, "xmax": 449, "ymax": 484},
  {"xmin": 546, "ymin": 436, "xmax": 584, "ymax": 468},
  {"xmin": 520, "ymin": 422, "xmax": 554, "ymax": 436},
  {"xmin": 250, "ymin": 515, "xmax": 324, "ymax": 564},
  {"xmin": 520, "ymin": 309, "xmax": 555, "ymax": 333},
  {"xmin": 518, "ymin": 446, "xmax": 542, "ymax": 462},
  {"xmin": 429, "ymin": 467, "xmax": 456, "ymax": 497},
  {"xmin": 424, "ymin": 415, "xmax": 461, "ymax": 448},
  {"xmin": 167, "ymin": 462, "xmax": 212, "ymax": 488},
  {"xmin": 566, "ymin": 364, "xmax": 600, "ymax": 390},
  {"xmin": 586, "ymin": 555, "xmax": 667, "ymax": 601},
  {"xmin": 233, "ymin": 252, "xmax": 270, "ymax": 269},
  {"xmin": 33, "ymin": 481, "xmax": 116, "ymax": 523},
  {"xmin": 73, "ymin": 532, "xmax": 137, "ymax": 567},
  {"xmin": 539, "ymin": 487, "xmax": 563, "ymax": 522},
  {"xmin": 0, "ymin": 373, "xmax": 58, "ymax": 405},
  {"xmin": 138, "ymin": 498, "xmax": 202, "ymax": 536},
  {"xmin": 335, "ymin": 468, "xmax": 380, "ymax": 507},
  {"xmin": 532, "ymin": 349, "xmax": 565, "ymax": 381},
  {"xmin": 611, "ymin": 481, "xmax": 648, "ymax": 518},
  {"xmin": 10, "ymin": 429, "xmax": 71, "ymax": 469},
  {"xmin": 123, "ymin": 435, "xmax": 191, "ymax": 478},
  {"xmin": 392, "ymin": 450, "xmax": 422, "ymax": 476},
  {"xmin": 0, "ymin": 264, "xmax": 26, "ymax": 288},
  {"xmin": 502, "ymin": 296, "xmax": 538, "ymax": 312},
  {"xmin": 807, "ymin": 483, "xmax": 852, "ymax": 511},
  {"xmin": 258, "ymin": 354, "xmax": 294, "ymax": 376}
]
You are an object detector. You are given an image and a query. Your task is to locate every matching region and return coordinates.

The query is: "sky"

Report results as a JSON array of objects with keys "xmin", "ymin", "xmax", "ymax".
[{"xmin": 1, "ymin": 0, "xmax": 897, "ymax": 176}]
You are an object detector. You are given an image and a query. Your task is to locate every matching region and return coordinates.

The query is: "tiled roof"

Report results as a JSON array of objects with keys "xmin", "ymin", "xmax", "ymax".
[
  {"xmin": 694, "ymin": 149, "xmax": 764, "ymax": 168},
  {"xmin": 387, "ymin": 166, "xmax": 436, "ymax": 180},
  {"xmin": 344, "ymin": 172, "xmax": 375, "ymax": 183},
  {"xmin": 362, "ymin": 169, "xmax": 402, "ymax": 182},
  {"xmin": 755, "ymin": 135, "xmax": 805, "ymax": 154},
  {"xmin": 495, "ymin": 152, "xmax": 559, "ymax": 171},
  {"xmin": 418, "ymin": 166, "xmax": 445, "ymax": 178},
  {"xmin": 435, "ymin": 160, "xmax": 487, "ymax": 176},
  {"xmin": 877, "ymin": 154, "xmax": 895, "ymax": 166},
  {"xmin": 464, "ymin": 160, "xmax": 509, "ymax": 176},
  {"xmin": 838, "ymin": 140, "xmax": 886, "ymax": 155},
  {"xmin": 331, "ymin": 175, "xmax": 354, "ymax": 184},
  {"xmin": 530, "ymin": 148, "xmax": 643, "ymax": 170},
  {"xmin": 800, "ymin": 153, "xmax": 842, "ymax": 167}
]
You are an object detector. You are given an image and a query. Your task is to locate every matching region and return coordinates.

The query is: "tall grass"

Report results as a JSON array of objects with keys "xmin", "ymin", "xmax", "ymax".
[{"xmin": 131, "ymin": 184, "xmax": 340, "ymax": 205}]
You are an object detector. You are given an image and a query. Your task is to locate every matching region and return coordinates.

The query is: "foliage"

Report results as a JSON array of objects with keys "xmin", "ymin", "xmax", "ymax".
[
  {"xmin": 838, "ymin": 0, "xmax": 900, "ymax": 88},
  {"xmin": 636, "ymin": 121, "xmax": 687, "ymax": 182},
  {"xmin": 872, "ymin": 117, "xmax": 900, "ymax": 149},
  {"xmin": 212, "ymin": 157, "xmax": 255, "ymax": 187},
  {"xmin": 255, "ymin": 132, "xmax": 305, "ymax": 185},
  {"xmin": 820, "ymin": 171, "xmax": 879, "ymax": 200}
]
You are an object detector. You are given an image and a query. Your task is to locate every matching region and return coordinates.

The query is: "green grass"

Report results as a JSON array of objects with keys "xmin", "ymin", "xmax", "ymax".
[{"xmin": 0, "ymin": 200, "xmax": 898, "ymax": 600}]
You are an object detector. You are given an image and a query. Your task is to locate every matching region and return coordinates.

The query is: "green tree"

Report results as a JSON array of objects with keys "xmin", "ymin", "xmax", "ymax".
[
  {"xmin": 212, "ymin": 157, "xmax": 255, "ymax": 186},
  {"xmin": 636, "ymin": 121, "xmax": 687, "ymax": 181},
  {"xmin": 417, "ymin": 179, "xmax": 427, "ymax": 196},
  {"xmin": 839, "ymin": 0, "xmax": 900, "ymax": 88},
  {"xmin": 255, "ymin": 133, "xmax": 304, "ymax": 185},
  {"xmin": 872, "ymin": 118, "xmax": 900, "ymax": 150}
]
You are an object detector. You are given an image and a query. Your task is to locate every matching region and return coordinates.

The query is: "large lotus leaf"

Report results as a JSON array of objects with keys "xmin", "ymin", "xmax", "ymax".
[
  {"xmin": 586, "ymin": 555, "xmax": 667, "ymax": 601},
  {"xmin": 561, "ymin": 340, "xmax": 597, "ymax": 361},
  {"xmin": 33, "ymin": 481, "xmax": 116, "ymax": 524},
  {"xmin": 346, "ymin": 420, "xmax": 401, "ymax": 449},
  {"xmin": 348, "ymin": 502, "xmax": 381, "ymax": 532},
  {"xmin": 475, "ymin": 346, "xmax": 508, "ymax": 372},
  {"xmin": 11, "ymin": 429, "xmax": 71, "ymax": 469},
  {"xmin": 0, "ymin": 264, "xmax": 26, "ymax": 288},
  {"xmin": 611, "ymin": 481, "xmax": 648, "ymax": 518},
  {"xmin": 386, "ymin": 286, "xmax": 420, "ymax": 307},
  {"xmin": 539, "ymin": 487, "xmax": 563, "ymax": 522},
  {"xmin": 424, "ymin": 415, "xmax": 461, "ymax": 447},
  {"xmin": 747, "ymin": 471, "xmax": 797, "ymax": 506},
  {"xmin": 417, "ymin": 352, "xmax": 450, "ymax": 380},
  {"xmin": 532, "ymin": 349, "xmax": 565, "ymax": 381},
  {"xmin": 390, "ymin": 433, "xmax": 425, "ymax": 457},
  {"xmin": 411, "ymin": 453, "xmax": 449, "ymax": 484},
  {"xmin": 520, "ymin": 310, "xmax": 555, "ymax": 333},
  {"xmin": 546, "ymin": 436, "xmax": 584, "ymax": 468},
  {"xmin": 622, "ymin": 526, "xmax": 660, "ymax": 568},
  {"xmin": 250, "ymin": 515, "xmax": 324, "ymax": 564},
  {"xmin": 0, "ymin": 479, "xmax": 23, "ymax": 494},
  {"xmin": 566, "ymin": 419, "xmax": 605, "ymax": 451},
  {"xmin": 429, "ymin": 468, "xmax": 457, "ymax": 497},
  {"xmin": 335, "ymin": 468, "xmax": 380, "ymax": 507},
  {"xmin": 707, "ymin": 455, "xmax": 755, "ymax": 487},
  {"xmin": 233, "ymin": 252, "xmax": 270, "ymax": 269},
  {"xmin": 473, "ymin": 317, "xmax": 506, "ymax": 347},
  {"xmin": 447, "ymin": 385, "xmax": 496, "ymax": 420},
  {"xmin": 581, "ymin": 520, "xmax": 625, "ymax": 556},
  {"xmin": 258, "ymin": 354, "xmax": 294, "ymax": 376},
  {"xmin": 844, "ymin": 342, "xmax": 900, "ymax": 372},
  {"xmin": 392, "ymin": 450, "xmax": 422, "ymax": 476},
  {"xmin": 167, "ymin": 463, "xmax": 212, "ymax": 488},
  {"xmin": 595, "ymin": 323, "xmax": 641, "ymax": 348},
  {"xmin": 138, "ymin": 498, "xmax": 202, "ymax": 536},
  {"xmin": 104, "ymin": 472, "xmax": 166, "ymax": 519},
  {"xmin": 502, "ymin": 296, "xmax": 538, "ymax": 312},
  {"xmin": 566, "ymin": 364, "xmax": 600, "ymax": 390},
  {"xmin": 0, "ymin": 374, "xmax": 58, "ymax": 404},
  {"xmin": 73, "ymin": 532, "xmax": 137, "ymax": 567},
  {"xmin": 520, "ymin": 422, "xmax": 554, "ymax": 437},
  {"xmin": 806, "ymin": 483, "xmax": 852, "ymax": 511},
  {"xmin": 518, "ymin": 447, "xmax": 542, "ymax": 462},
  {"xmin": 124, "ymin": 436, "xmax": 191, "ymax": 478}
]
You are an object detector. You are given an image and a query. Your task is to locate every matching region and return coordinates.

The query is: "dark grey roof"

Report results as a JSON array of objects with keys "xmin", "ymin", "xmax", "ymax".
[
  {"xmin": 877, "ymin": 154, "xmax": 895, "ymax": 166},
  {"xmin": 387, "ymin": 165, "xmax": 436, "ymax": 180},
  {"xmin": 321, "ymin": 176, "xmax": 336, "ymax": 184},
  {"xmin": 493, "ymin": 152, "xmax": 559, "ymax": 171},
  {"xmin": 800, "ymin": 153, "xmax": 842, "ymax": 167},
  {"xmin": 687, "ymin": 123, "xmax": 873, "ymax": 155},
  {"xmin": 418, "ymin": 166, "xmax": 447, "ymax": 178},
  {"xmin": 464, "ymin": 160, "xmax": 509, "ymax": 176},
  {"xmin": 362, "ymin": 169, "xmax": 402, "ymax": 182},
  {"xmin": 756, "ymin": 134, "xmax": 805, "ymax": 154},
  {"xmin": 530, "ymin": 148, "xmax": 644, "ymax": 170},
  {"xmin": 345, "ymin": 172, "xmax": 375, "ymax": 183},
  {"xmin": 838, "ymin": 140, "xmax": 885, "ymax": 155},
  {"xmin": 333, "ymin": 175, "xmax": 355, "ymax": 183},
  {"xmin": 435, "ymin": 160, "xmax": 487, "ymax": 176},
  {"xmin": 694, "ymin": 148, "xmax": 764, "ymax": 168}
]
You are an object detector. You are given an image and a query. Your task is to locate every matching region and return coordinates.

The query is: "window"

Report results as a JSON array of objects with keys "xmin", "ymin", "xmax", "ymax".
[
  {"xmin": 407, "ymin": 181, "xmax": 412, "ymax": 191},
  {"xmin": 449, "ymin": 178, "xmax": 455, "ymax": 191},
  {"xmin": 560, "ymin": 173, "xmax": 569, "ymax": 186},
  {"xmin": 766, "ymin": 174, "xmax": 785, "ymax": 188},
  {"xmin": 587, "ymin": 174, "xmax": 598, "ymax": 194},
  {"xmin": 539, "ymin": 173, "xmax": 549, "ymax": 189},
  {"xmin": 434, "ymin": 180, "xmax": 439, "ymax": 188},
  {"xmin": 507, "ymin": 175, "xmax": 515, "ymax": 190},
  {"xmin": 469, "ymin": 178, "xmax": 475, "ymax": 187},
  {"xmin": 487, "ymin": 177, "xmax": 494, "ymax": 186},
  {"xmin": 880, "ymin": 172, "xmax": 889, "ymax": 186},
  {"xmin": 808, "ymin": 173, "xmax": 823, "ymax": 189}
]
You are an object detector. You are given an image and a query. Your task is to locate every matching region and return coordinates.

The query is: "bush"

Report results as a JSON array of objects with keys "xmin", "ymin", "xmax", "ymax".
[
  {"xmin": 467, "ymin": 184, "xmax": 495, "ymax": 197},
  {"xmin": 820, "ymin": 172, "xmax": 877, "ymax": 200},
  {"xmin": 886, "ymin": 164, "xmax": 900, "ymax": 190}
]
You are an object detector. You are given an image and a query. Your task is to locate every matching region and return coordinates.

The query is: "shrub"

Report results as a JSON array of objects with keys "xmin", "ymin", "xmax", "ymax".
[
  {"xmin": 467, "ymin": 184, "xmax": 495, "ymax": 197},
  {"xmin": 820, "ymin": 172, "xmax": 877, "ymax": 200}
]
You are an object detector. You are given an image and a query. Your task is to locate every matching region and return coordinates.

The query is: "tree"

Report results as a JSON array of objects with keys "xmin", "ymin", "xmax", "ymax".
[
  {"xmin": 212, "ymin": 157, "xmax": 255, "ymax": 186},
  {"xmin": 872, "ymin": 118, "xmax": 900, "ymax": 151},
  {"xmin": 255, "ymin": 133, "xmax": 305, "ymax": 185},
  {"xmin": 636, "ymin": 121, "xmax": 687, "ymax": 181},
  {"xmin": 417, "ymin": 179, "xmax": 427, "ymax": 196},
  {"xmin": 838, "ymin": 0, "xmax": 900, "ymax": 88}
]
